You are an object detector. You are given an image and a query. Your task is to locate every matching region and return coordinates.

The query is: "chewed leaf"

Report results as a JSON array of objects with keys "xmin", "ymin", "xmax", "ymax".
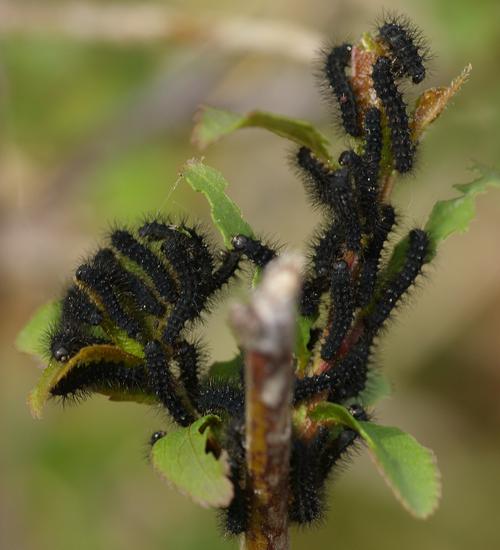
[
  {"xmin": 28, "ymin": 344, "xmax": 143, "ymax": 418},
  {"xmin": 192, "ymin": 106, "xmax": 333, "ymax": 162},
  {"xmin": 181, "ymin": 159, "xmax": 254, "ymax": 248},
  {"xmin": 386, "ymin": 165, "xmax": 500, "ymax": 274},
  {"xmin": 151, "ymin": 415, "xmax": 234, "ymax": 508},
  {"xmin": 311, "ymin": 402, "xmax": 441, "ymax": 518},
  {"xmin": 412, "ymin": 64, "xmax": 472, "ymax": 141},
  {"xmin": 16, "ymin": 301, "xmax": 61, "ymax": 359},
  {"xmin": 425, "ymin": 164, "xmax": 500, "ymax": 257}
]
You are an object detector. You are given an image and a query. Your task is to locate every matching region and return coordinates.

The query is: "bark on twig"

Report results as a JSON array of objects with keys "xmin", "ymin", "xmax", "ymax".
[{"xmin": 230, "ymin": 254, "xmax": 304, "ymax": 550}]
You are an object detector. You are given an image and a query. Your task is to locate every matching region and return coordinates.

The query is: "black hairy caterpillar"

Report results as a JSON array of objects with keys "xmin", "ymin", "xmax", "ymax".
[
  {"xmin": 320, "ymin": 260, "xmax": 355, "ymax": 361},
  {"xmin": 296, "ymin": 148, "xmax": 361, "ymax": 251},
  {"xmin": 364, "ymin": 229, "xmax": 430, "ymax": 333},
  {"xmin": 50, "ymin": 219, "xmax": 243, "ymax": 366},
  {"xmin": 174, "ymin": 340, "xmax": 203, "ymax": 403},
  {"xmin": 289, "ymin": 404, "xmax": 367, "ymax": 524},
  {"xmin": 51, "ymin": 360, "xmax": 149, "ymax": 401},
  {"xmin": 362, "ymin": 107, "xmax": 383, "ymax": 181},
  {"xmin": 372, "ymin": 56, "xmax": 415, "ymax": 173},
  {"xmin": 323, "ymin": 44, "xmax": 361, "ymax": 137},
  {"xmin": 220, "ymin": 418, "xmax": 248, "ymax": 535},
  {"xmin": 149, "ymin": 430, "xmax": 167, "ymax": 446},
  {"xmin": 328, "ymin": 167, "xmax": 362, "ymax": 252},
  {"xmin": 357, "ymin": 107, "xmax": 383, "ymax": 230},
  {"xmin": 98, "ymin": 247, "xmax": 166, "ymax": 317},
  {"xmin": 377, "ymin": 14, "xmax": 429, "ymax": 84},
  {"xmin": 296, "ymin": 146, "xmax": 336, "ymax": 208},
  {"xmin": 145, "ymin": 340, "xmax": 195, "ymax": 426},
  {"xmin": 110, "ymin": 229, "xmax": 179, "ymax": 303},
  {"xmin": 231, "ymin": 234, "xmax": 277, "ymax": 267},
  {"xmin": 75, "ymin": 250, "xmax": 144, "ymax": 340},
  {"xmin": 294, "ymin": 338, "xmax": 371, "ymax": 404},
  {"xmin": 39, "ymin": 12, "xmax": 440, "ymax": 536},
  {"xmin": 47, "ymin": 219, "xmax": 249, "ymax": 431},
  {"xmin": 300, "ymin": 277, "xmax": 329, "ymax": 318},
  {"xmin": 357, "ymin": 205, "xmax": 396, "ymax": 307},
  {"xmin": 49, "ymin": 324, "xmax": 110, "ymax": 363},
  {"xmin": 61, "ymin": 286, "xmax": 102, "ymax": 327},
  {"xmin": 299, "ymin": 221, "xmax": 344, "ymax": 317},
  {"xmin": 196, "ymin": 382, "xmax": 245, "ymax": 417},
  {"xmin": 296, "ymin": 226, "xmax": 428, "ymax": 407},
  {"xmin": 289, "ymin": 428, "xmax": 331, "ymax": 524}
]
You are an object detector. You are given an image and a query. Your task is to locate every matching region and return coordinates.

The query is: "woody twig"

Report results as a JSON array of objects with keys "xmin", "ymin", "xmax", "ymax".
[{"xmin": 230, "ymin": 254, "xmax": 303, "ymax": 550}]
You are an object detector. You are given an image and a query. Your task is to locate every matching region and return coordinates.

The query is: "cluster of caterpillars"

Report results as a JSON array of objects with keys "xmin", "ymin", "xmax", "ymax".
[{"xmin": 46, "ymin": 14, "xmax": 431, "ymax": 535}]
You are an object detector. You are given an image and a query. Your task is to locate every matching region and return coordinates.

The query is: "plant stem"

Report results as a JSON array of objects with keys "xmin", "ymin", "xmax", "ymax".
[{"xmin": 230, "ymin": 254, "xmax": 303, "ymax": 550}]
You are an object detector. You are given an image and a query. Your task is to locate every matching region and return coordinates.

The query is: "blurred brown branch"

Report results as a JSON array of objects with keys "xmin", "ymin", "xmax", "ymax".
[
  {"xmin": 230, "ymin": 253, "xmax": 304, "ymax": 550},
  {"xmin": 0, "ymin": 1, "xmax": 320, "ymax": 62}
]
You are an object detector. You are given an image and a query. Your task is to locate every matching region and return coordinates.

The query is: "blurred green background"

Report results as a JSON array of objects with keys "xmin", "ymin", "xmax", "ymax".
[{"xmin": 1, "ymin": 0, "xmax": 500, "ymax": 548}]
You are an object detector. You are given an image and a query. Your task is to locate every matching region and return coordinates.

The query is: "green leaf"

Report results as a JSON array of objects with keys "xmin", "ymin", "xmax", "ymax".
[
  {"xmin": 311, "ymin": 402, "xmax": 441, "ymax": 518},
  {"xmin": 100, "ymin": 320, "xmax": 144, "ymax": 359},
  {"xmin": 310, "ymin": 401, "xmax": 362, "ymax": 430},
  {"xmin": 17, "ymin": 299, "xmax": 144, "ymax": 360},
  {"xmin": 151, "ymin": 415, "xmax": 234, "ymax": 508},
  {"xmin": 384, "ymin": 234, "xmax": 410, "ymax": 278},
  {"xmin": 181, "ymin": 159, "xmax": 254, "ymax": 248},
  {"xmin": 28, "ymin": 344, "xmax": 145, "ymax": 418},
  {"xmin": 193, "ymin": 106, "xmax": 333, "ymax": 162},
  {"xmin": 425, "ymin": 164, "xmax": 500, "ymax": 257},
  {"xmin": 16, "ymin": 300, "xmax": 61, "ymax": 359},
  {"xmin": 208, "ymin": 353, "xmax": 244, "ymax": 384},
  {"xmin": 295, "ymin": 316, "xmax": 313, "ymax": 372},
  {"xmin": 358, "ymin": 422, "xmax": 441, "ymax": 518},
  {"xmin": 28, "ymin": 359, "xmax": 65, "ymax": 419},
  {"xmin": 386, "ymin": 165, "xmax": 500, "ymax": 275}
]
